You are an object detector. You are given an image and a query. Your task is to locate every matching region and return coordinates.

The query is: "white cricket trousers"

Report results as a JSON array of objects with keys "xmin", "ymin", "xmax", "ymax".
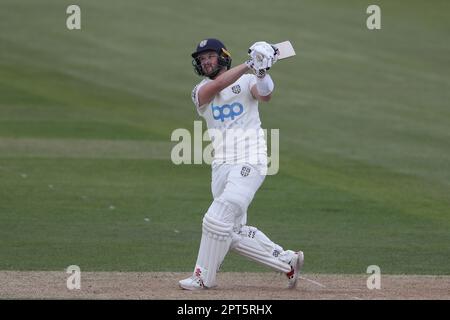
[{"xmin": 211, "ymin": 163, "xmax": 266, "ymax": 228}]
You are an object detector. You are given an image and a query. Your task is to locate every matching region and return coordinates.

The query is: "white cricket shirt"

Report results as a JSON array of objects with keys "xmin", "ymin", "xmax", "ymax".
[{"xmin": 191, "ymin": 74, "xmax": 267, "ymax": 167}]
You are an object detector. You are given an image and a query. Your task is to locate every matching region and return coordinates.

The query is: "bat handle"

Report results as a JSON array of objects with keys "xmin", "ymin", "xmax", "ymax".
[{"xmin": 271, "ymin": 45, "xmax": 280, "ymax": 56}]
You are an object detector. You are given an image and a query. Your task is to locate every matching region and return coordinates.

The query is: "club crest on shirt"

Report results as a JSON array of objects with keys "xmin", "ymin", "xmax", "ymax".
[
  {"xmin": 231, "ymin": 85, "xmax": 241, "ymax": 94},
  {"xmin": 241, "ymin": 166, "xmax": 251, "ymax": 177}
]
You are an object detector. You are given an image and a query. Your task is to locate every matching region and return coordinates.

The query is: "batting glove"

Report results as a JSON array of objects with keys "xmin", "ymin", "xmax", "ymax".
[{"xmin": 248, "ymin": 41, "xmax": 279, "ymax": 71}]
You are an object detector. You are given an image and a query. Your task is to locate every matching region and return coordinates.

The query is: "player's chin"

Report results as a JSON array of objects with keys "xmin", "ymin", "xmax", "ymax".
[
  {"xmin": 203, "ymin": 68, "xmax": 213, "ymax": 76},
  {"xmin": 204, "ymin": 66, "xmax": 220, "ymax": 77}
]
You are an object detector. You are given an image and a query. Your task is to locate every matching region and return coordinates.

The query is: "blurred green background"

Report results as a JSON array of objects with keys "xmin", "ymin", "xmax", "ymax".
[{"xmin": 0, "ymin": 0, "xmax": 449, "ymax": 274}]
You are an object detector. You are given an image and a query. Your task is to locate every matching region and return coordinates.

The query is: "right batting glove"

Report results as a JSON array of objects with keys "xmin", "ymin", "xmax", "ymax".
[{"xmin": 247, "ymin": 41, "xmax": 279, "ymax": 71}]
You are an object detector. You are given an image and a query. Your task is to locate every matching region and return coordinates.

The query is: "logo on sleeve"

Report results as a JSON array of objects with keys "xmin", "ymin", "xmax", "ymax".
[
  {"xmin": 231, "ymin": 85, "xmax": 241, "ymax": 94},
  {"xmin": 212, "ymin": 102, "xmax": 244, "ymax": 122}
]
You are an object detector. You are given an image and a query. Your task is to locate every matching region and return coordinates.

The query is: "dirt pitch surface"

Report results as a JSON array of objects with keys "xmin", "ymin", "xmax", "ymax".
[{"xmin": 0, "ymin": 271, "xmax": 449, "ymax": 300}]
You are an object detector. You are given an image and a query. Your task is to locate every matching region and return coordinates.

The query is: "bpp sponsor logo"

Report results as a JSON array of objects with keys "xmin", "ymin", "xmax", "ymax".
[{"xmin": 212, "ymin": 102, "xmax": 243, "ymax": 122}]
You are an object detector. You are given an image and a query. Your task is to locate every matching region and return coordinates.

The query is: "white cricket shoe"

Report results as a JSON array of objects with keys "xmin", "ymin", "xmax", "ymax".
[
  {"xmin": 179, "ymin": 275, "xmax": 206, "ymax": 291},
  {"xmin": 179, "ymin": 267, "xmax": 207, "ymax": 291},
  {"xmin": 286, "ymin": 250, "xmax": 304, "ymax": 289}
]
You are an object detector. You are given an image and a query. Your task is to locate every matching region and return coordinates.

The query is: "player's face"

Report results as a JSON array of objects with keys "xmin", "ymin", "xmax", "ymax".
[{"xmin": 198, "ymin": 51, "xmax": 219, "ymax": 76}]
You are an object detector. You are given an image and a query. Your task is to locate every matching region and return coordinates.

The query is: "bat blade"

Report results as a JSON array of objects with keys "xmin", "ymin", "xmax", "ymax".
[{"xmin": 274, "ymin": 41, "xmax": 296, "ymax": 60}]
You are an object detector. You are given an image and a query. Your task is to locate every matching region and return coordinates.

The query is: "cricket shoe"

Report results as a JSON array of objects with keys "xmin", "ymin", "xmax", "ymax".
[
  {"xmin": 286, "ymin": 250, "xmax": 304, "ymax": 289},
  {"xmin": 179, "ymin": 267, "xmax": 209, "ymax": 291},
  {"xmin": 179, "ymin": 275, "xmax": 206, "ymax": 291}
]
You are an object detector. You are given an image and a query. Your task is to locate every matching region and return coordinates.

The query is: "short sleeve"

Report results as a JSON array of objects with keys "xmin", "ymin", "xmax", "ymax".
[
  {"xmin": 191, "ymin": 83, "xmax": 201, "ymax": 108},
  {"xmin": 191, "ymin": 81, "xmax": 208, "ymax": 115}
]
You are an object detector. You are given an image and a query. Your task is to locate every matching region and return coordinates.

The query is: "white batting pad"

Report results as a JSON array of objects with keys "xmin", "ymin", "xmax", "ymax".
[
  {"xmin": 195, "ymin": 213, "xmax": 234, "ymax": 287},
  {"xmin": 231, "ymin": 226, "xmax": 292, "ymax": 273}
]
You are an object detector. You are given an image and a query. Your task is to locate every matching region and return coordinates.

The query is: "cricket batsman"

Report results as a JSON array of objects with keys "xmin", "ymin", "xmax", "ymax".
[{"xmin": 179, "ymin": 38, "xmax": 304, "ymax": 290}]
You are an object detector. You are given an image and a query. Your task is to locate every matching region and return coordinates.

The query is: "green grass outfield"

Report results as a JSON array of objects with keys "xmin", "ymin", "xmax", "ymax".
[{"xmin": 0, "ymin": 0, "xmax": 449, "ymax": 274}]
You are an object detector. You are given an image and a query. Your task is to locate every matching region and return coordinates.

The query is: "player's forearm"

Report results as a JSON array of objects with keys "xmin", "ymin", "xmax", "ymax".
[
  {"xmin": 211, "ymin": 64, "xmax": 250, "ymax": 91},
  {"xmin": 198, "ymin": 64, "xmax": 250, "ymax": 106}
]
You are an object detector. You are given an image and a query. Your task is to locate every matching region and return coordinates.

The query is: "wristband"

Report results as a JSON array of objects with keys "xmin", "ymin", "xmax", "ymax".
[{"xmin": 256, "ymin": 74, "xmax": 274, "ymax": 96}]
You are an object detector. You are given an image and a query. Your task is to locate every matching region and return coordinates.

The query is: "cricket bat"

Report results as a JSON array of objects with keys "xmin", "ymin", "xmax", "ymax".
[{"xmin": 273, "ymin": 41, "xmax": 296, "ymax": 60}]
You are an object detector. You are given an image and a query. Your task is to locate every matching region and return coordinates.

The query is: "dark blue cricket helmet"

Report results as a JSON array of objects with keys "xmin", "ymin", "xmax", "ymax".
[{"xmin": 191, "ymin": 38, "xmax": 232, "ymax": 78}]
